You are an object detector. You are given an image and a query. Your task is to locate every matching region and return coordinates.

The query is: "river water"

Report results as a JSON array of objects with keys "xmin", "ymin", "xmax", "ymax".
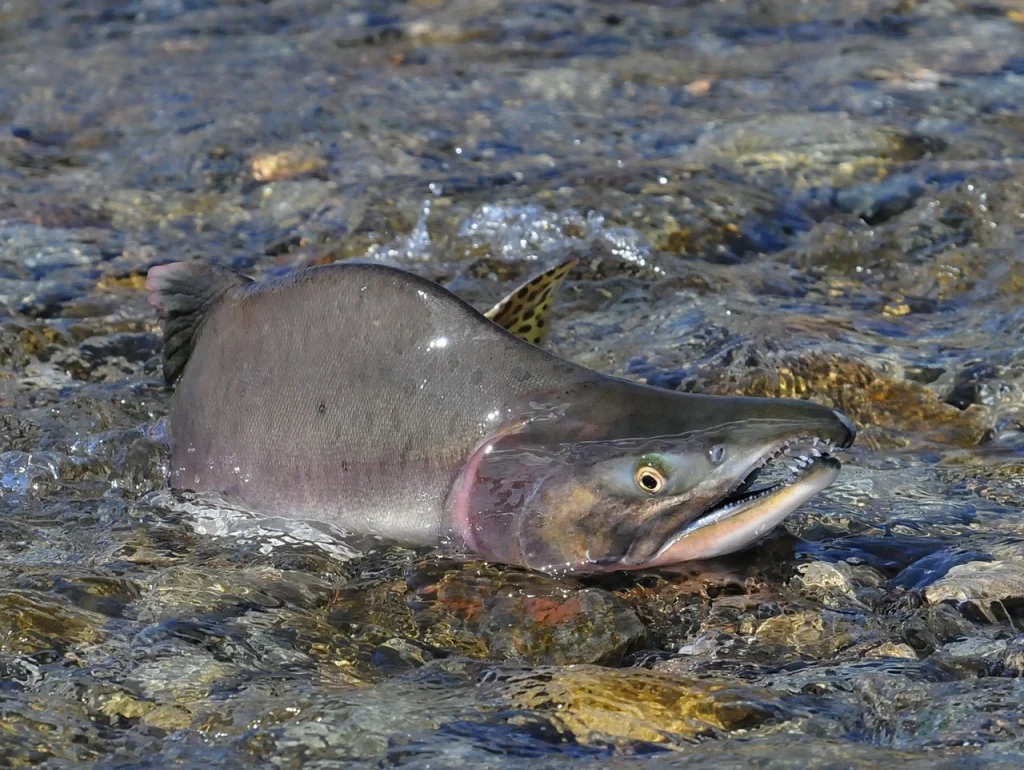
[{"xmin": 2, "ymin": 1, "xmax": 1024, "ymax": 767}]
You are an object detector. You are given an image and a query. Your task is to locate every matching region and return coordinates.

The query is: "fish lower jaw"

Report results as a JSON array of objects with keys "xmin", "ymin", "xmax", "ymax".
[{"xmin": 647, "ymin": 453, "xmax": 841, "ymax": 566}]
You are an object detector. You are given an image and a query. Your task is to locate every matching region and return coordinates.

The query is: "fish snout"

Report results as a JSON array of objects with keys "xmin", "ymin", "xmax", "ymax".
[{"xmin": 731, "ymin": 396, "xmax": 857, "ymax": 453}]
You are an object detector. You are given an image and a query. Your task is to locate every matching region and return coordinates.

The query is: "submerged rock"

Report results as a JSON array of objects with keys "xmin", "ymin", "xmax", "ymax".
[
  {"xmin": 924, "ymin": 561, "xmax": 1024, "ymax": 625},
  {"xmin": 493, "ymin": 664, "xmax": 790, "ymax": 748},
  {"xmin": 790, "ymin": 561, "xmax": 883, "ymax": 610},
  {"xmin": 691, "ymin": 352, "xmax": 992, "ymax": 451},
  {"xmin": 0, "ymin": 223, "xmax": 102, "ymax": 273},
  {"xmin": 1, "ymin": 0, "xmax": 1024, "ymax": 765},
  {"xmin": 250, "ymin": 146, "xmax": 327, "ymax": 183},
  {"xmin": 0, "ymin": 590, "xmax": 106, "ymax": 655},
  {"xmin": 411, "ymin": 564, "xmax": 646, "ymax": 666},
  {"xmin": 753, "ymin": 610, "xmax": 869, "ymax": 660}
]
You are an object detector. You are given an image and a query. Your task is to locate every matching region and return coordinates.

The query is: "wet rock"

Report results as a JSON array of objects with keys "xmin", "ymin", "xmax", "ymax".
[
  {"xmin": 12, "ymin": 570, "xmax": 142, "ymax": 618},
  {"xmin": 264, "ymin": 188, "xmax": 371, "ymax": 257},
  {"xmin": 863, "ymin": 641, "xmax": 918, "ymax": 660},
  {"xmin": 0, "ymin": 590, "xmax": 106, "ymax": 655},
  {"xmin": 681, "ymin": 114, "xmax": 943, "ymax": 184},
  {"xmin": 127, "ymin": 654, "xmax": 239, "ymax": 707},
  {"xmin": 938, "ymin": 459, "xmax": 1024, "ymax": 510},
  {"xmin": 106, "ymin": 434, "xmax": 168, "ymax": 497},
  {"xmin": 938, "ymin": 635, "xmax": 1009, "ymax": 667},
  {"xmin": 0, "ymin": 319, "xmax": 71, "ymax": 370},
  {"xmin": 256, "ymin": 178, "xmax": 337, "ymax": 227},
  {"xmin": 369, "ymin": 637, "xmax": 440, "ymax": 674},
  {"xmin": 45, "ymin": 389, "xmax": 158, "ymax": 435},
  {"xmin": 0, "ymin": 693, "xmax": 104, "ymax": 764},
  {"xmin": 41, "ymin": 332, "xmax": 162, "ymax": 384},
  {"xmin": 944, "ymin": 361, "xmax": 1009, "ymax": 410},
  {"xmin": 690, "ymin": 353, "xmax": 992, "ymax": 450},
  {"xmin": 493, "ymin": 665, "xmax": 790, "ymax": 748},
  {"xmin": 791, "ymin": 561, "xmax": 883, "ymax": 610},
  {"xmin": 924, "ymin": 560, "xmax": 1024, "ymax": 624},
  {"xmin": 0, "ymin": 223, "xmax": 102, "ymax": 274},
  {"xmin": 108, "ymin": 512, "xmax": 200, "ymax": 568},
  {"xmin": 786, "ymin": 176, "xmax": 1024, "ymax": 303},
  {"xmin": 251, "ymin": 146, "xmax": 327, "ymax": 182},
  {"xmin": 610, "ymin": 571, "xmax": 720, "ymax": 651},
  {"xmin": 754, "ymin": 610, "xmax": 868, "ymax": 660},
  {"xmin": 96, "ymin": 689, "xmax": 156, "ymax": 722},
  {"xmin": 7, "ymin": 198, "xmax": 111, "ymax": 231},
  {"xmin": 830, "ymin": 173, "xmax": 927, "ymax": 225},
  {"xmin": 895, "ymin": 601, "xmax": 982, "ymax": 656},
  {"xmin": 136, "ymin": 564, "xmax": 337, "ymax": 622},
  {"xmin": 78, "ymin": 332, "xmax": 160, "ymax": 366},
  {"xmin": 140, "ymin": 703, "xmax": 195, "ymax": 731},
  {"xmin": 453, "ymin": 202, "xmax": 654, "ymax": 268},
  {"xmin": 411, "ymin": 564, "xmax": 645, "ymax": 665},
  {"xmin": 0, "ymin": 413, "xmax": 43, "ymax": 452},
  {"xmin": 251, "ymin": 610, "xmax": 369, "ymax": 682},
  {"xmin": 998, "ymin": 636, "xmax": 1024, "ymax": 676},
  {"xmin": 925, "ymin": 599, "xmax": 986, "ymax": 640}
]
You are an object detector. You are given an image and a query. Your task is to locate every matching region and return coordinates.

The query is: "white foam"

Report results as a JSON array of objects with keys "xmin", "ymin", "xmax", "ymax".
[{"xmin": 139, "ymin": 489, "xmax": 368, "ymax": 561}]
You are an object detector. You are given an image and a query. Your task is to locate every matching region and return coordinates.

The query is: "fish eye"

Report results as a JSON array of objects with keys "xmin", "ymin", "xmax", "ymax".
[
  {"xmin": 709, "ymin": 445, "xmax": 725, "ymax": 464},
  {"xmin": 635, "ymin": 465, "xmax": 666, "ymax": 494}
]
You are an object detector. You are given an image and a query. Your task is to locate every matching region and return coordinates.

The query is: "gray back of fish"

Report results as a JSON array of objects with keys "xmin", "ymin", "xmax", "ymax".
[{"xmin": 166, "ymin": 262, "xmax": 583, "ymax": 543}]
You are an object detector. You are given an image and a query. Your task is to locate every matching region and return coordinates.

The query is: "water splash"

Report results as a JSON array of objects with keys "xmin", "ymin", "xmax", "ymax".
[
  {"xmin": 457, "ymin": 203, "xmax": 658, "ymax": 268},
  {"xmin": 141, "ymin": 489, "xmax": 371, "ymax": 561}
]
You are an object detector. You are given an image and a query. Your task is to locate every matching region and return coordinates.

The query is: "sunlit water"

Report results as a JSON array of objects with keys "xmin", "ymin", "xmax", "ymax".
[{"xmin": 2, "ymin": 1, "xmax": 1024, "ymax": 767}]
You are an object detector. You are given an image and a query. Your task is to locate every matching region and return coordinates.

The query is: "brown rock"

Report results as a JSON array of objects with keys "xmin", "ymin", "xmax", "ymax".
[
  {"xmin": 251, "ymin": 147, "xmax": 327, "ymax": 183},
  {"xmin": 497, "ymin": 665, "xmax": 789, "ymax": 747}
]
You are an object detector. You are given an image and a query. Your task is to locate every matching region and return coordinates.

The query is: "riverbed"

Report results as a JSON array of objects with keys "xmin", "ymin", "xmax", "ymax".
[{"xmin": 2, "ymin": 1, "xmax": 1024, "ymax": 767}]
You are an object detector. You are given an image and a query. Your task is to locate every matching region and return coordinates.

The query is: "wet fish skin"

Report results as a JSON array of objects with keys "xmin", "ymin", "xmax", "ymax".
[
  {"xmin": 147, "ymin": 259, "xmax": 855, "ymax": 573},
  {"xmin": 148, "ymin": 259, "xmax": 584, "ymax": 546}
]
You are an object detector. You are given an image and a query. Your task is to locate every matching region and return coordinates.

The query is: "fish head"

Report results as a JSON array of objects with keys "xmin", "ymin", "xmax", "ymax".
[{"xmin": 450, "ymin": 383, "xmax": 855, "ymax": 574}]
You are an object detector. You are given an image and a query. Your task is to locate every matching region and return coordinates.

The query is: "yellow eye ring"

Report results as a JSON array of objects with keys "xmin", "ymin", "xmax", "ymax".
[{"xmin": 635, "ymin": 466, "xmax": 666, "ymax": 494}]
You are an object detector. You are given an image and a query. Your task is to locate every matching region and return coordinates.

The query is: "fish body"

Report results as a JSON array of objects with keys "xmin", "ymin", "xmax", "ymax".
[
  {"xmin": 156, "ymin": 261, "xmax": 582, "ymax": 545},
  {"xmin": 147, "ymin": 260, "xmax": 855, "ymax": 573}
]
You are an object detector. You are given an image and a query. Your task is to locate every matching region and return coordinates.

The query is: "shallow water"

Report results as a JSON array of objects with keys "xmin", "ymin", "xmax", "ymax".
[{"xmin": 2, "ymin": 0, "xmax": 1024, "ymax": 766}]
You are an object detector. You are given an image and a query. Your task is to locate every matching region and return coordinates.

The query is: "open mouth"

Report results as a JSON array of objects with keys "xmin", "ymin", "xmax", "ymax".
[
  {"xmin": 648, "ymin": 435, "xmax": 845, "ymax": 565},
  {"xmin": 688, "ymin": 436, "xmax": 840, "ymax": 534}
]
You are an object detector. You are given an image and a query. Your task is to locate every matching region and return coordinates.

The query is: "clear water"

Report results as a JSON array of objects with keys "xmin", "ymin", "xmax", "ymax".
[{"xmin": 2, "ymin": 1, "xmax": 1024, "ymax": 767}]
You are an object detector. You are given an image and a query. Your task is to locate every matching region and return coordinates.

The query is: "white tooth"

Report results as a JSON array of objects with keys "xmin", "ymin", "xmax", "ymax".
[{"xmin": 812, "ymin": 437, "xmax": 819, "ymax": 447}]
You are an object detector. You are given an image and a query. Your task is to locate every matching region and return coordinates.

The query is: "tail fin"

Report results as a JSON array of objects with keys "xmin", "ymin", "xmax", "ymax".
[{"xmin": 145, "ymin": 261, "xmax": 251, "ymax": 386}]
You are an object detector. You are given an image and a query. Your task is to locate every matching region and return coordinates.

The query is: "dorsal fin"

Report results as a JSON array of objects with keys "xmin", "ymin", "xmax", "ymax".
[
  {"xmin": 484, "ymin": 258, "xmax": 577, "ymax": 346},
  {"xmin": 145, "ymin": 261, "xmax": 252, "ymax": 386}
]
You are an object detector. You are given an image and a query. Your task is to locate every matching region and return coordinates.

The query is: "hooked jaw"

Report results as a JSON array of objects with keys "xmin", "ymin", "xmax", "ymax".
[
  {"xmin": 628, "ymin": 435, "xmax": 846, "ymax": 569},
  {"xmin": 450, "ymin": 390, "xmax": 857, "ymax": 574},
  {"xmin": 612, "ymin": 406, "xmax": 856, "ymax": 571}
]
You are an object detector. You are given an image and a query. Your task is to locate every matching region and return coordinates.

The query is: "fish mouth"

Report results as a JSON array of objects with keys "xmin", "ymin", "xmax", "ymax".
[{"xmin": 641, "ymin": 436, "xmax": 845, "ymax": 567}]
